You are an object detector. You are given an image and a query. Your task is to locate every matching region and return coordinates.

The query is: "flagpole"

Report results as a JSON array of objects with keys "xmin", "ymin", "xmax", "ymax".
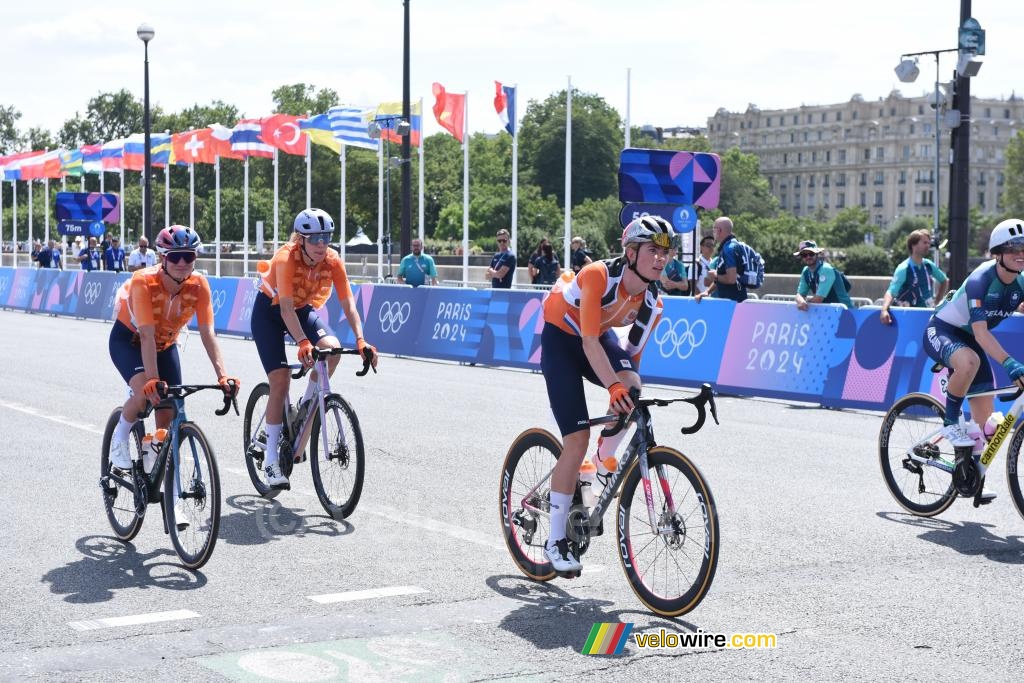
[
  {"xmin": 215, "ymin": 154, "xmax": 221, "ymax": 277},
  {"xmin": 564, "ymin": 77, "xmax": 572, "ymax": 269},
  {"xmin": 189, "ymin": 162, "xmax": 195, "ymax": 232},
  {"xmin": 119, "ymin": 169, "xmax": 125, "ymax": 245},
  {"xmin": 11, "ymin": 181, "xmax": 17, "ymax": 268},
  {"xmin": 28, "ymin": 179, "xmax": 33, "ymax": 261},
  {"xmin": 243, "ymin": 156, "xmax": 250, "ymax": 276},
  {"xmin": 80, "ymin": 174, "xmax": 84, "ymax": 193},
  {"xmin": 305, "ymin": 110, "xmax": 312, "ymax": 208},
  {"xmin": 625, "ymin": 67, "xmax": 631, "ymax": 149},
  {"xmin": 511, "ymin": 84, "xmax": 519, "ymax": 258},
  {"xmin": 0, "ymin": 180, "xmax": 4, "ymax": 267},
  {"xmin": 377, "ymin": 143, "xmax": 383, "ymax": 282},
  {"xmin": 418, "ymin": 97, "xmax": 425, "ymax": 243},
  {"xmin": 462, "ymin": 91, "xmax": 469, "ymax": 286},
  {"xmin": 340, "ymin": 144, "xmax": 346, "ymax": 260},
  {"xmin": 164, "ymin": 129, "xmax": 170, "ymax": 229},
  {"xmin": 273, "ymin": 147, "xmax": 279, "ymax": 252},
  {"xmin": 44, "ymin": 177, "xmax": 49, "ymax": 244}
]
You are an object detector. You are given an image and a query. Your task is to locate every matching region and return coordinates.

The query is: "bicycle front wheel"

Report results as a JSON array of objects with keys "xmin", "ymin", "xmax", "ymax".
[
  {"xmin": 878, "ymin": 393, "xmax": 956, "ymax": 517},
  {"xmin": 310, "ymin": 394, "xmax": 365, "ymax": 519},
  {"xmin": 164, "ymin": 422, "xmax": 221, "ymax": 570},
  {"xmin": 1005, "ymin": 423, "xmax": 1024, "ymax": 522},
  {"xmin": 617, "ymin": 446, "xmax": 719, "ymax": 617},
  {"xmin": 499, "ymin": 429, "xmax": 561, "ymax": 582},
  {"xmin": 100, "ymin": 408, "xmax": 145, "ymax": 541}
]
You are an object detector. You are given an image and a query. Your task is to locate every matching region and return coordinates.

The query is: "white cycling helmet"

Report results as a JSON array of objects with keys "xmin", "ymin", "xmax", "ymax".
[
  {"xmin": 621, "ymin": 215, "xmax": 673, "ymax": 249},
  {"xmin": 989, "ymin": 218, "xmax": 1024, "ymax": 254},
  {"xmin": 293, "ymin": 208, "xmax": 335, "ymax": 235}
]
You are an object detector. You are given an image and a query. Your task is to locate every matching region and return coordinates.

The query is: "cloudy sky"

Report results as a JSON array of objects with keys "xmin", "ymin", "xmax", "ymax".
[{"xmin": 3, "ymin": 0, "xmax": 1022, "ymax": 144}]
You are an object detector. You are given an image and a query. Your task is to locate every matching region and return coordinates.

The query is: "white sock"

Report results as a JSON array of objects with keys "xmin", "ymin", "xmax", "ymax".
[
  {"xmin": 547, "ymin": 491, "xmax": 574, "ymax": 546},
  {"xmin": 114, "ymin": 415, "xmax": 134, "ymax": 442},
  {"xmin": 301, "ymin": 378, "xmax": 317, "ymax": 405},
  {"xmin": 594, "ymin": 431, "xmax": 628, "ymax": 474},
  {"xmin": 265, "ymin": 422, "xmax": 283, "ymax": 467}
]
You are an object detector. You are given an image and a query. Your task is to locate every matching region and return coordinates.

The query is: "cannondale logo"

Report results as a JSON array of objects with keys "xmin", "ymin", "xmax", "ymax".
[
  {"xmin": 81, "ymin": 281, "xmax": 103, "ymax": 305},
  {"xmin": 210, "ymin": 289, "xmax": 228, "ymax": 316},
  {"xmin": 378, "ymin": 301, "xmax": 411, "ymax": 334},
  {"xmin": 653, "ymin": 317, "xmax": 707, "ymax": 360}
]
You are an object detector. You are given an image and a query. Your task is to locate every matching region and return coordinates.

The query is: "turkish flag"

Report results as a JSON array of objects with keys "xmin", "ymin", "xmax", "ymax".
[
  {"xmin": 262, "ymin": 114, "xmax": 306, "ymax": 156},
  {"xmin": 432, "ymin": 82, "xmax": 465, "ymax": 143}
]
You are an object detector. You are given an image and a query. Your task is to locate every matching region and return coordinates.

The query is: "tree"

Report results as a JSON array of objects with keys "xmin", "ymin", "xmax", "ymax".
[
  {"xmin": 519, "ymin": 89, "xmax": 623, "ymax": 208},
  {"xmin": 0, "ymin": 104, "xmax": 21, "ymax": 154},
  {"xmin": 716, "ymin": 147, "xmax": 778, "ymax": 218},
  {"xmin": 1004, "ymin": 129, "xmax": 1024, "ymax": 217},
  {"xmin": 571, "ymin": 196, "xmax": 622, "ymax": 258},
  {"xmin": 84, "ymin": 90, "xmax": 146, "ymax": 143},
  {"xmin": 827, "ymin": 207, "xmax": 871, "ymax": 247}
]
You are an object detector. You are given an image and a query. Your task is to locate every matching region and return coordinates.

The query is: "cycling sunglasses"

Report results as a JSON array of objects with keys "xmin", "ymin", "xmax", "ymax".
[
  {"xmin": 164, "ymin": 251, "xmax": 197, "ymax": 264},
  {"xmin": 304, "ymin": 233, "xmax": 332, "ymax": 245}
]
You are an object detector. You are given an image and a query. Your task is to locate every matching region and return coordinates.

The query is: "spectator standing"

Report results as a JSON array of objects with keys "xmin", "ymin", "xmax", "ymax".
[
  {"xmin": 78, "ymin": 236, "xmax": 103, "ymax": 271},
  {"xmin": 570, "ymin": 236, "xmax": 592, "ymax": 274},
  {"xmin": 487, "ymin": 228, "xmax": 517, "ymax": 289},
  {"xmin": 880, "ymin": 229, "xmax": 949, "ymax": 324},
  {"xmin": 396, "ymin": 238, "xmax": 438, "ymax": 287},
  {"xmin": 30, "ymin": 239, "xmax": 42, "ymax": 266},
  {"xmin": 694, "ymin": 217, "xmax": 748, "ymax": 302},
  {"xmin": 527, "ymin": 237, "xmax": 550, "ymax": 284},
  {"xmin": 794, "ymin": 240, "xmax": 852, "ymax": 310},
  {"xmin": 104, "ymin": 236, "xmax": 126, "ymax": 272},
  {"xmin": 660, "ymin": 241, "xmax": 689, "ymax": 296},
  {"xmin": 531, "ymin": 240, "xmax": 561, "ymax": 286},
  {"xmin": 127, "ymin": 237, "xmax": 156, "ymax": 271},
  {"xmin": 37, "ymin": 239, "xmax": 64, "ymax": 270},
  {"xmin": 695, "ymin": 235, "xmax": 715, "ymax": 292}
]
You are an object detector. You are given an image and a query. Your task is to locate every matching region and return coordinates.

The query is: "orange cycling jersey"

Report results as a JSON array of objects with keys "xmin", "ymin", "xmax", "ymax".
[
  {"xmin": 114, "ymin": 265, "xmax": 213, "ymax": 351},
  {"xmin": 258, "ymin": 242, "xmax": 352, "ymax": 309},
  {"xmin": 543, "ymin": 258, "xmax": 663, "ymax": 363}
]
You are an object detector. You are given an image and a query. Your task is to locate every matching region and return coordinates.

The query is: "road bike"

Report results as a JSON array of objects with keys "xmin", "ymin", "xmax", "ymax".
[
  {"xmin": 499, "ymin": 383, "xmax": 720, "ymax": 617},
  {"xmin": 100, "ymin": 382, "xmax": 237, "ymax": 570},
  {"xmin": 243, "ymin": 347, "xmax": 372, "ymax": 520},
  {"xmin": 880, "ymin": 381, "xmax": 1024, "ymax": 519}
]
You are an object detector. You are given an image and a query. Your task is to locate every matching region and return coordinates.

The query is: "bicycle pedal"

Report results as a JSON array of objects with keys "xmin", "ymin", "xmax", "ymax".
[{"xmin": 557, "ymin": 570, "xmax": 582, "ymax": 580}]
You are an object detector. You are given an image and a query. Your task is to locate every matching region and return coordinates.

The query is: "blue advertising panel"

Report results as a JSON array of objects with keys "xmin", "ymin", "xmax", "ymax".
[
  {"xmin": 76, "ymin": 271, "xmax": 126, "ymax": 319},
  {"xmin": 0, "ymin": 268, "xmax": 14, "ymax": 309},
  {"xmin": 417, "ymin": 287, "xmax": 491, "ymax": 362},
  {"xmin": 5, "ymin": 268, "xmax": 36, "ymax": 310},
  {"xmin": 206, "ymin": 276, "xmax": 240, "ymax": 333},
  {"xmin": 55, "ymin": 192, "xmax": 120, "ymax": 223},
  {"xmin": 357, "ymin": 284, "xmax": 425, "ymax": 355},
  {"xmin": 618, "ymin": 203, "xmax": 700, "ymax": 234},
  {"xmin": 27, "ymin": 270, "xmax": 82, "ymax": 314},
  {"xmin": 481, "ymin": 290, "xmax": 545, "ymax": 369},
  {"xmin": 639, "ymin": 298, "xmax": 736, "ymax": 387},
  {"xmin": 618, "ymin": 148, "xmax": 721, "ymax": 209}
]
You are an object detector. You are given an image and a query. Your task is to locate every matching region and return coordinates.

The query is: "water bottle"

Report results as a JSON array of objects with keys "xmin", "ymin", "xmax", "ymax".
[
  {"xmin": 984, "ymin": 412, "xmax": 1005, "ymax": 441},
  {"xmin": 965, "ymin": 420, "xmax": 985, "ymax": 457},
  {"xmin": 143, "ymin": 428, "xmax": 167, "ymax": 473},
  {"xmin": 578, "ymin": 461, "xmax": 597, "ymax": 509}
]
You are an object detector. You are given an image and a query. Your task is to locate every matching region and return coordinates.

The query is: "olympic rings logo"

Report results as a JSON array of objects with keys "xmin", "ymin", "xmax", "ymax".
[
  {"xmin": 653, "ymin": 317, "xmax": 707, "ymax": 360},
  {"xmin": 210, "ymin": 289, "xmax": 228, "ymax": 316},
  {"xmin": 82, "ymin": 281, "xmax": 103, "ymax": 305},
  {"xmin": 378, "ymin": 301, "xmax": 411, "ymax": 334}
]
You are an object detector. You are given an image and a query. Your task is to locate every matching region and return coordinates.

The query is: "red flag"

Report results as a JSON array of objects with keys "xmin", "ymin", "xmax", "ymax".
[
  {"xmin": 432, "ymin": 82, "xmax": 465, "ymax": 143},
  {"xmin": 261, "ymin": 114, "xmax": 306, "ymax": 156},
  {"xmin": 172, "ymin": 128, "xmax": 217, "ymax": 164}
]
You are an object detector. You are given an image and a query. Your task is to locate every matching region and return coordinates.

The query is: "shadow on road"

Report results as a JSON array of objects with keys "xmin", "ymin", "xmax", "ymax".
[
  {"xmin": 41, "ymin": 535, "xmax": 207, "ymax": 604},
  {"xmin": 878, "ymin": 511, "xmax": 1024, "ymax": 564},
  {"xmin": 217, "ymin": 494, "xmax": 353, "ymax": 546},
  {"xmin": 485, "ymin": 574, "xmax": 699, "ymax": 655}
]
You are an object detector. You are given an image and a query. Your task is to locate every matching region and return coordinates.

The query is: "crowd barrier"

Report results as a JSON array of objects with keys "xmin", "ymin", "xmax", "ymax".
[{"xmin": 3, "ymin": 266, "xmax": 1022, "ymax": 412}]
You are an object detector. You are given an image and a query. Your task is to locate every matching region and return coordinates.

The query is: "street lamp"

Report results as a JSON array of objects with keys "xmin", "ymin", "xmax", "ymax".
[
  {"xmin": 367, "ymin": 116, "xmax": 411, "ymax": 280},
  {"xmin": 137, "ymin": 23, "xmax": 154, "ymax": 244}
]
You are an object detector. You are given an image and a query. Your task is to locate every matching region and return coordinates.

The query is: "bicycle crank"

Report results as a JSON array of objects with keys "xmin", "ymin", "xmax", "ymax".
[{"xmin": 953, "ymin": 452, "xmax": 981, "ymax": 498}]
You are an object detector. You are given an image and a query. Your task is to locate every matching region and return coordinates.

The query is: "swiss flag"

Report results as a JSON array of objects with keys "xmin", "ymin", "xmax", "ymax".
[
  {"xmin": 432, "ymin": 82, "xmax": 465, "ymax": 143},
  {"xmin": 172, "ymin": 128, "xmax": 216, "ymax": 164},
  {"xmin": 262, "ymin": 114, "xmax": 306, "ymax": 156}
]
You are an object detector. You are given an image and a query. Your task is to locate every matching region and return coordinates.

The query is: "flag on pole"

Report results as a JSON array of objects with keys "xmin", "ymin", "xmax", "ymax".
[
  {"xmin": 375, "ymin": 101, "xmax": 422, "ymax": 147},
  {"xmin": 81, "ymin": 145, "xmax": 102, "ymax": 174},
  {"xmin": 0, "ymin": 151, "xmax": 43, "ymax": 181},
  {"xmin": 210, "ymin": 123, "xmax": 245, "ymax": 159},
  {"xmin": 101, "ymin": 139, "xmax": 125, "ymax": 170},
  {"xmin": 262, "ymin": 114, "xmax": 307, "ymax": 156},
  {"xmin": 122, "ymin": 134, "xmax": 146, "ymax": 170},
  {"xmin": 20, "ymin": 150, "xmax": 63, "ymax": 179},
  {"xmin": 494, "ymin": 81, "xmax": 516, "ymax": 135},
  {"xmin": 299, "ymin": 114, "xmax": 342, "ymax": 153},
  {"xmin": 327, "ymin": 106, "xmax": 378, "ymax": 150},
  {"xmin": 432, "ymin": 83, "xmax": 466, "ymax": 142},
  {"xmin": 151, "ymin": 133, "xmax": 172, "ymax": 167},
  {"xmin": 59, "ymin": 149, "xmax": 83, "ymax": 176},
  {"xmin": 230, "ymin": 118, "xmax": 275, "ymax": 158}
]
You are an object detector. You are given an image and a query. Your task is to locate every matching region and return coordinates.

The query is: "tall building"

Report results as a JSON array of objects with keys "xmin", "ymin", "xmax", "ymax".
[{"xmin": 707, "ymin": 90, "xmax": 1024, "ymax": 229}]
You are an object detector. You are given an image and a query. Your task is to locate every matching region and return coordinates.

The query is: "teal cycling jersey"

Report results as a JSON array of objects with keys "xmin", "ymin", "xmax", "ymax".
[
  {"xmin": 933, "ymin": 259, "xmax": 1024, "ymax": 332},
  {"xmin": 887, "ymin": 257, "xmax": 947, "ymax": 307}
]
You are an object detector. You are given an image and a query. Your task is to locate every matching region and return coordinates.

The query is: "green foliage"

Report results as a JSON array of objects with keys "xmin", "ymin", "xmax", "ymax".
[
  {"xmin": 825, "ymin": 206, "xmax": 871, "ymax": 247},
  {"xmin": 0, "ymin": 104, "xmax": 22, "ymax": 154},
  {"xmin": 834, "ymin": 243, "xmax": 892, "ymax": 276},
  {"xmin": 629, "ymin": 130, "xmax": 713, "ymax": 153},
  {"xmin": 571, "ymin": 196, "xmax": 621, "ymax": 258},
  {"xmin": 270, "ymin": 84, "xmax": 339, "ymax": 117},
  {"xmin": 717, "ymin": 147, "xmax": 779, "ymax": 218},
  {"xmin": 1005, "ymin": 130, "xmax": 1024, "ymax": 217}
]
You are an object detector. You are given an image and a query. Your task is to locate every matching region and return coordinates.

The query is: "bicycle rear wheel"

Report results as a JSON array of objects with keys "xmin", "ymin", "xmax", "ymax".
[
  {"xmin": 878, "ymin": 393, "xmax": 956, "ymax": 517},
  {"xmin": 165, "ymin": 422, "xmax": 221, "ymax": 570},
  {"xmin": 100, "ymin": 408, "xmax": 145, "ymax": 541},
  {"xmin": 310, "ymin": 394, "xmax": 365, "ymax": 519},
  {"xmin": 243, "ymin": 382, "xmax": 289, "ymax": 499},
  {"xmin": 499, "ymin": 429, "xmax": 561, "ymax": 582},
  {"xmin": 617, "ymin": 446, "xmax": 719, "ymax": 617}
]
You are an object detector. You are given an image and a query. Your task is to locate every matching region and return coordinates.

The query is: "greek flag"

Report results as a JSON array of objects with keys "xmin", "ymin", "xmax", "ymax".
[{"xmin": 326, "ymin": 105, "xmax": 378, "ymax": 151}]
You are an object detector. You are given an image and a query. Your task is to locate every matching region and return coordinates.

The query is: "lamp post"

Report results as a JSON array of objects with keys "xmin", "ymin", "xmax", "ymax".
[
  {"xmin": 137, "ymin": 23, "xmax": 155, "ymax": 244},
  {"xmin": 368, "ymin": 116, "xmax": 411, "ymax": 280}
]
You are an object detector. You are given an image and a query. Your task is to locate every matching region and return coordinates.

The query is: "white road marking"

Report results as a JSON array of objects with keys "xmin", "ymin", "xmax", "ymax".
[
  {"xmin": 68, "ymin": 609, "xmax": 200, "ymax": 631},
  {"xmin": 0, "ymin": 398, "xmax": 103, "ymax": 434},
  {"xmin": 307, "ymin": 585, "xmax": 427, "ymax": 604}
]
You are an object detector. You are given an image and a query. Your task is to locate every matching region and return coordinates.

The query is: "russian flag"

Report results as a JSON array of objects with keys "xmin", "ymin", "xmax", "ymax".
[
  {"xmin": 101, "ymin": 139, "xmax": 125, "ymax": 170},
  {"xmin": 122, "ymin": 134, "xmax": 146, "ymax": 171},
  {"xmin": 230, "ymin": 119, "xmax": 275, "ymax": 158},
  {"xmin": 494, "ymin": 81, "xmax": 516, "ymax": 136}
]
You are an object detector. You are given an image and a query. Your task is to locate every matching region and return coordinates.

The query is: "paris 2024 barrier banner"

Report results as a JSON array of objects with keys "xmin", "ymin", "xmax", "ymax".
[{"xmin": 4, "ymin": 265, "xmax": 1023, "ymax": 412}]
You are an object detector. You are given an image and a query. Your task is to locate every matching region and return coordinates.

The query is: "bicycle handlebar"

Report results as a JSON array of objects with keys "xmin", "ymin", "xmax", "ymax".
[
  {"xmin": 135, "ymin": 381, "xmax": 239, "ymax": 420},
  {"xmin": 594, "ymin": 383, "xmax": 719, "ymax": 438},
  {"xmin": 290, "ymin": 347, "xmax": 376, "ymax": 379}
]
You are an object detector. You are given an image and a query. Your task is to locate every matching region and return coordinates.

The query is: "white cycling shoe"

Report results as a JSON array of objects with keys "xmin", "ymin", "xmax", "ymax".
[
  {"xmin": 109, "ymin": 439, "xmax": 133, "ymax": 470},
  {"xmin": 264, "ymin": 462, "xmax": 290, "ymax": 490},
  {"xmin": 941, "ymin": 424, "xmax": 975, "ymax": 449},
  {"xmin": 544, "ymin": 538, "xmax": 582, "ymax": 573}
]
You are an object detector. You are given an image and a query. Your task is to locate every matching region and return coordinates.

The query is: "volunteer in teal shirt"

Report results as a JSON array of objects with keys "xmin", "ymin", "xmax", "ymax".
[{"xmin": 397, "ymin": 238, "xmax": 438, "ymax": 287}]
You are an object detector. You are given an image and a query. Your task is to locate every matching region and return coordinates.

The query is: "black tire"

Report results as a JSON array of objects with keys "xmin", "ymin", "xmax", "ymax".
[
  {"xmin": 499, "ymin": 429, "xmax": 561, "ymax": 582},
  {"xmin": 1005, "ymin": 422, "xmax": 1024, "ymax": 522},
  {"xmin": 243, "ymin": 382, "xmax": 289, "ymax": 499},
  {"xmin": 617, "ymin": 446, "xmax": 719, "ymax": 617},
  {"xmin": 879, "ymin": 393, "xmax": 957, "ymax": 517},
  {"xmin": 164, "ymin": 422, "xmax": 221, "ymax": 570},
  {"xmin": 309, "ymin": 394, "xmax": 365, "ymax": 519},
  {"xmin": 100, "ymin": 408, "xmax": 145, "ymax": 541}
]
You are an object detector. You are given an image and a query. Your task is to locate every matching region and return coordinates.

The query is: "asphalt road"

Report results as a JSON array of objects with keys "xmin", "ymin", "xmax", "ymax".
[{"xmin": 1, "ymin": 308, "xmax": 1023, "ymax": 681}]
